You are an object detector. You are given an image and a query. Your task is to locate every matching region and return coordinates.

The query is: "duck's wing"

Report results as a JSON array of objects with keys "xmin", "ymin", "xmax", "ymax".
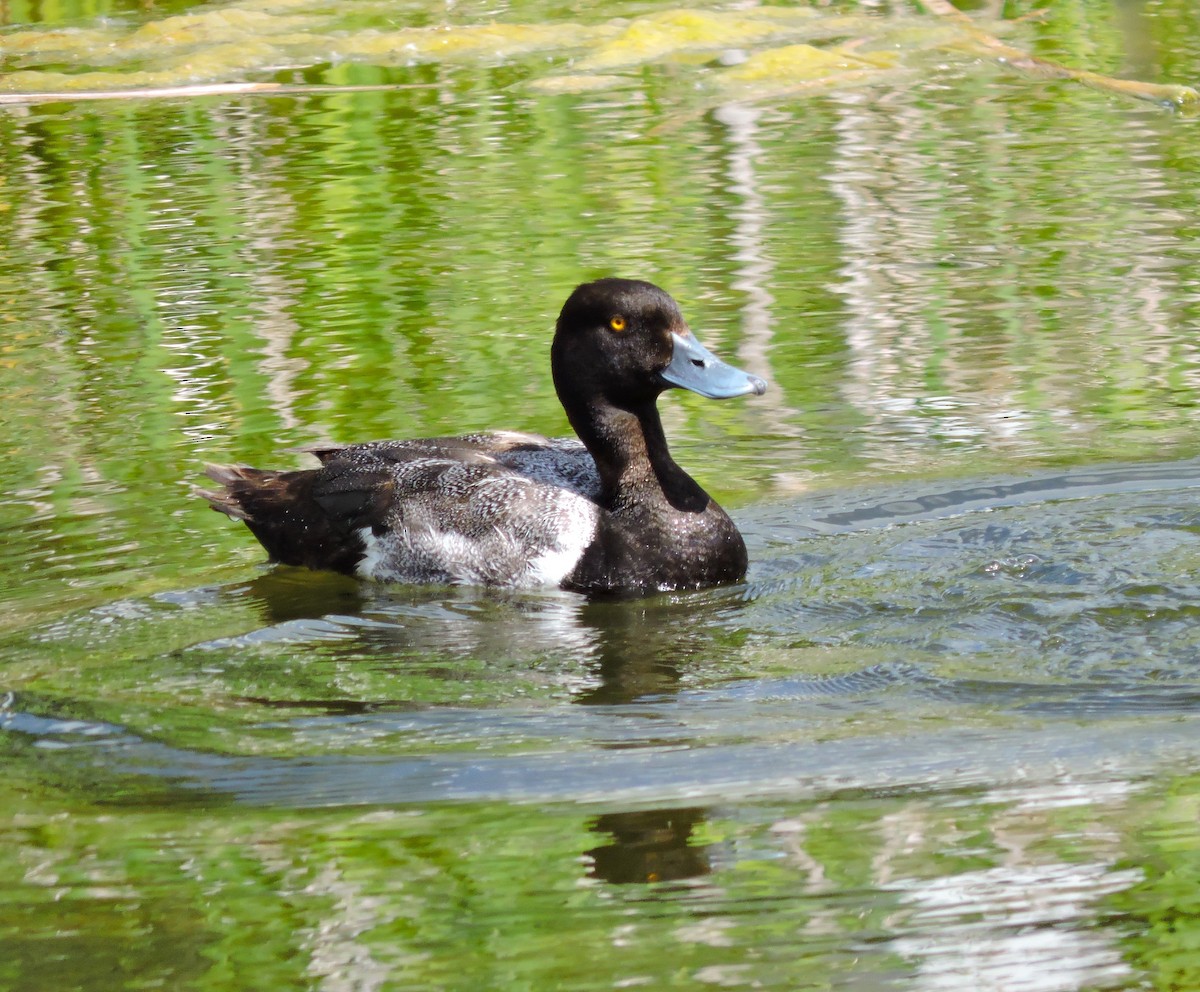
[
  {"xmin": 204, "ymin": 434, "xmax": 601, "ymax": 587},
  {"xmin": 305, "ymin": 431, "xmax": 602, "ymax": 501}
]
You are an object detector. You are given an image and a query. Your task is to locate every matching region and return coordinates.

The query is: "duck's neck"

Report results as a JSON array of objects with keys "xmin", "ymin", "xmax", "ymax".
[{"xmin": 568, "ymin": 397, "xmax": 709, "ymax": 513}]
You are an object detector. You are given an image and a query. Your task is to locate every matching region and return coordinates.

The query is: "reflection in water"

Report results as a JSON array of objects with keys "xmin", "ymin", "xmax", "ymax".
[
  {"xmin": 807, "ymin": 459, "xmax": 1200, "ymax": 530},
  {"xmin": 714, "ymin": 102, "xmax": 778, "ymax": 405},
  {"xmin": 222, "ymin": 565, "xmax": 750, "ymax": 708},
  {"xmin": 573, "ymin": 593, "xmax": 744, "ymax": 706},
  {"xmin": 586, "ymin": 807, "xmax": 712, "ymax": 885},
  {"xmin": 287, "ymin": 848, "xmax": 394, "ymax": 992},
  {"xmin": 824, "ymin": 83, "xmax": 1200, "ymax": 467},
  {"xmin": 223, "ymin": 568, "xmax": 599, "ymax": 666},
  {"xmin": 3, "ymin": 0, "xmax": 1200, "ymax": 986},
  {"xmin": 873, "ymin": 770, "xmax": 1144, "ymax": 992},
  {"xmin": 890, "ymin": 862, "xmax": 1138, "ymax": 992},
  {"xmin": 0, "ymin": 541, "xmax": 1190, "ymax": 992},
  {"xmin": 239, "ymin": 567, "xmax": 367, "ymax": 625}
]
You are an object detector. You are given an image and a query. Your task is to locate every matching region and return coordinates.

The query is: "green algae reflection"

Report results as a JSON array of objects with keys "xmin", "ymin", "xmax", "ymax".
[{"xmin": 2, "ymin": 1, "xmax": 1195, "ymax": 110}]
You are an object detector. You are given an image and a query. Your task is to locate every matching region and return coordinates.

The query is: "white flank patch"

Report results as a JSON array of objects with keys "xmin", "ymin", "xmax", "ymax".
[
  {"xmin": 525, "ymin": 499, "xmax": 597, "ymax": 586},
  {"xmin": 353, "ymin": 495, "xmax": 598, "ymax": 588},
  {"xmin": 435, "ymin": 530, "xmax": 492, "ymax": 584},
  {"xmin": 355, "ymin": 527, "xmax": 390, "ymax": 581}
]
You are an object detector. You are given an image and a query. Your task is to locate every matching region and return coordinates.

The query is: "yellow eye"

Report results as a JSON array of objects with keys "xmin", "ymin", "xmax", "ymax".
[{"xmin": 609, "ymin": 315, "xmax": 627, "ymax": 332}]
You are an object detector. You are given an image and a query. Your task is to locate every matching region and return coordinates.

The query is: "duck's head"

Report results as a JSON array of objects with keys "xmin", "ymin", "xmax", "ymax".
[{"xmin": 551, "ymin": 278, "xmax": 767, "ymax": 409}]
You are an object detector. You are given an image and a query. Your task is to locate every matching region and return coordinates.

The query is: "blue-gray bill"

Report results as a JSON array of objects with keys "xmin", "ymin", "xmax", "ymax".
[{"xmin": 661, "ymin": 331, "xmax": 768, "ymax": 399}]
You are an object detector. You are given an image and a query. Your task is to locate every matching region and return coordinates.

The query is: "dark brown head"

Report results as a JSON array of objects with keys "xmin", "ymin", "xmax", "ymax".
[{"xmin": 550, "ymin": 278, "xmax": 766, "ymax": 412}]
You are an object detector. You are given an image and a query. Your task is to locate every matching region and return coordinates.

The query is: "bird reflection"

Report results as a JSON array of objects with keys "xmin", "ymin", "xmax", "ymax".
[
  {"xmin": 573, "ymin": 589, "xmax": 744, "ymax": 705},
  {"xmin": 236, "ymin": 566, "xmax": 365, "ymax": 624},
  {"xmin": 224, "ymin": 566, "xmax": 744, "ymax": 708},
  {"xmin": 585, "ymin": 807, "xmax": 712, "ymax": 885}
]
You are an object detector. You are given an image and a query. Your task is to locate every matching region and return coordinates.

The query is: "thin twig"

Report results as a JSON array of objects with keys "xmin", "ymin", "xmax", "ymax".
[
  {"xmin": 0, "ymin": 81, "xmax": 437, "ymax": 107},
  {"xmin": 915, "ymin": 0, "xmax": 1198, "ymax": 107}
]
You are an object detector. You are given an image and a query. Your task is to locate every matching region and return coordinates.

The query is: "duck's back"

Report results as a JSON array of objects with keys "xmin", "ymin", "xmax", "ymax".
[{"xmin": 204, "ymin": 432, "xmax": 602, "ymax": 587}]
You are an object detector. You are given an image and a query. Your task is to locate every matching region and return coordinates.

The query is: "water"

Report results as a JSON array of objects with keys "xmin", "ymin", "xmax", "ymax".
[{"xmin": 3, "ymin": 1, "xmax": 1200, "ymax": 990}]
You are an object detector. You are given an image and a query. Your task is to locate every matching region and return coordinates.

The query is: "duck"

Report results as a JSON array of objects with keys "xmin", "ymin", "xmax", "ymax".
[{"xmin": 201, "ymin": 278, "xmax": 766, "ymax": 594}]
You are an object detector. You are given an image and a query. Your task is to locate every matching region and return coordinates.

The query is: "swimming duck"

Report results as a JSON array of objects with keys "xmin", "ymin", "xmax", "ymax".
[{"xmin": 202, "ymin": 278, "xmax": 766, "ymax": 593}]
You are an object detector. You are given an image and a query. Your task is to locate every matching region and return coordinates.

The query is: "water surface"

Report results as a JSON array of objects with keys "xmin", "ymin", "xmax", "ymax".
[{"xmin": 3, "ymin": 1, "xmax": 1200, "ymax": 989}]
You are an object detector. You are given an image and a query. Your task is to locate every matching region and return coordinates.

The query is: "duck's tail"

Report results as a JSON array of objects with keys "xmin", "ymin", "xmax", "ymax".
[
  {"xmin": 200, "ymin": 463, "xmax": 317, "ymax": 565},
  {"xmin": 199, "ymin": 463, "xmax": 351, "ymax": 571},
  {"xmin": 198, "ymin": 464, "xmax": 261, "ymax": 521},
  {"xmin": 199, "ymin": 462, "xmax": 392, "ymax": 575},
  {"xmin": 199, "ymin": 463, "xmax": 289, "ymax": 522}
]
